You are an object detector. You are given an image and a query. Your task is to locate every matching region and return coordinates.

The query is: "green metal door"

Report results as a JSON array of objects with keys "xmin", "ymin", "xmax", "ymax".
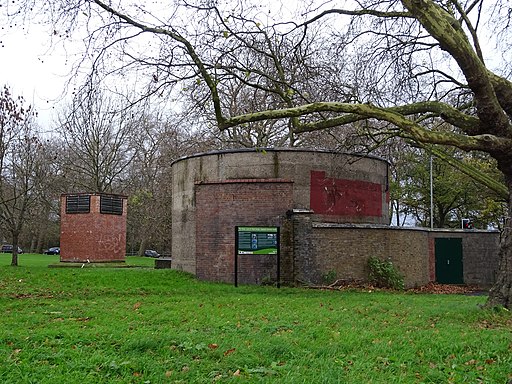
[{"xmin": 435, "ymin": 238, "xmax": 463, "ymax": 284}]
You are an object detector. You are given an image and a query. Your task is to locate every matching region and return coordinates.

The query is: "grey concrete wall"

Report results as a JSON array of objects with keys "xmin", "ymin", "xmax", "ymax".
[{"xmin": 171, "ymin": 155, "xmax": 198, "ymax": 273}]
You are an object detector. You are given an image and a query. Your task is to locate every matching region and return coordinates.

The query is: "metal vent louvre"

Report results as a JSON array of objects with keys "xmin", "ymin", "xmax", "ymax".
[
  {"xmin": 66, "ymin": 195, "xmax": 91, "ymax": 214},
  {"xmin": 100, "ymin": 195, "xmax": 123, "ymax": 215}
]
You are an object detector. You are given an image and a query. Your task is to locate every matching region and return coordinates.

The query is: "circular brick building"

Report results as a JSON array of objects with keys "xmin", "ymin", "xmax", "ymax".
[{"xmin": 171, "ymin": 148, "xmax": 389, "ymax": 284}]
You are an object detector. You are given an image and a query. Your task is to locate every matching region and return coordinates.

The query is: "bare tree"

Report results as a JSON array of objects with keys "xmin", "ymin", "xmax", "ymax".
[
  {"xmin": 26, "ymin": 137, "xmax": 63, "ymax": 253},
  {"xmin": 0, "ymin": 85, "xmax": 50, "ymax": 265},
  {"xmin": 124, "ymin": 108, "xmax": 218, "ymax": 255},
  {"xmin": 125, "ymin": 112, "xmax": 171, "ymax": 256},
  {"xmin": 56, "ymin": 87, "xmax": 140, "ymax": 193}
]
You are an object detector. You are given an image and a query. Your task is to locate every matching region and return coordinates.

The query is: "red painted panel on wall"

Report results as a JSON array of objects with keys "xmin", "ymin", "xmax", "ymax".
[{"xmin": 310, "ymin": 170, "xmax": 382, "ymax": 217}]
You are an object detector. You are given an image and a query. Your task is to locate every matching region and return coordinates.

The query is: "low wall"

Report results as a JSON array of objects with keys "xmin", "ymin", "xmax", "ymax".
[
  {"xmin": 292, "ymin": 218, "xmax": 500, "ymax": 288},
  {"xmin": 294, "ymin": 222, "xmax": 430, "ymax": 288}
]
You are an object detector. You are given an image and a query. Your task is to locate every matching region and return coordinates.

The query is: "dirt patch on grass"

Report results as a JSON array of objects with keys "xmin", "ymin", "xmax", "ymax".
[
  {"xmin": 407, "ymin": 282, "xmax": 488, "ymax": 295},
  {"xmin": 310, "ymin": 279, "xmax": 488, "ymax": 295}
]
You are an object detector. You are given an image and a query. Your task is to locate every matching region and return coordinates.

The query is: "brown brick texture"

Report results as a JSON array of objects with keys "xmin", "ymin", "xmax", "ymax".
[
  {"xmin": 195, "ymin": 180, "xmax": 293, "ymax": 284},
  {"xmin": 60, "ymin": 194, "xmax": 127, "ymax": 262}
]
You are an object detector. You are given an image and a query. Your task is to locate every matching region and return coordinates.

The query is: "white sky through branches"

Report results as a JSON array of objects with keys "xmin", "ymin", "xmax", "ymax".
[
  {"xmin": 0, "ymin": 21, "xmax": 74, "ymax": 129},
  {"xmin": 0, "ymin": 0, "xmax": 506, "ymax": 131},
  {"xmin": 0, "ymin": 0, "xmax": 300, "ymax": 130}
]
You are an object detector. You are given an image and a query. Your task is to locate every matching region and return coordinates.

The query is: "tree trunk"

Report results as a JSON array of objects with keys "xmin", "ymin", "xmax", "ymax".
[
  {"xmin": 138, "ymin": 240, "xmax": 148, "ymax": 257},
  {"xmin": 35, "ymin": 224, "xmax": 47, "ymax": 254},
  {"xmin": 486, "ymin": 176, "xmax": 512, "ymax": 308},
  {"xmin": 11, "ymin": 250, "xmax": 18, "ymax": 266},
  {"xmin": 10, "ymin": 232, "xmax": 19, "ymax": 267}
]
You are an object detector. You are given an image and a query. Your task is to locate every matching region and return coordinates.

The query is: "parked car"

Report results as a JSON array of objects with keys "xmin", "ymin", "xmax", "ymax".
[
  {"xmin": 44, "ymin": 247, "xmax": 60, "ymax": 255},
  {"xmin": 144, "ymin": 249, "xmax": 160, "ymax": 258},
  {"xmin": 1, "ymin": 244, "xmax": 23, "ymax": 254}
]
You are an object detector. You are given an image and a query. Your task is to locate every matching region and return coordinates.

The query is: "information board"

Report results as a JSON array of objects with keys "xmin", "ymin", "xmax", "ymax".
[
  {"xmin": 236, "ymin": 226, "xmax": 278, "ymax": 255},
  {"xmin": 234, "ymin": 226, "xmax": 280, "ymax": 288}
]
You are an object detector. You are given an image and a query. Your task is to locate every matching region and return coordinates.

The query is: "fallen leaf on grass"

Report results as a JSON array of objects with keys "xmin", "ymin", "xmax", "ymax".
[
  {"xmin": 208, "ymin": 343, "xmax": 218, "ymax": 350},
  {"xmin": 233, "ymin": 369, "xmax": 240, "ymax": 376},
  {"xmin": 224, "ymin": 348, "xmax": 236, "ymax": 357},
  {"xmin": 70, "ymin": 317, "xmax": 91, "ymax": 322},
  {"xmin": 408, "ymin": 282, "xmax": 483, "ymax": 295},
  {"xmin": 133, "ymin": 302, "xmax": 141, "ymax": 310}
]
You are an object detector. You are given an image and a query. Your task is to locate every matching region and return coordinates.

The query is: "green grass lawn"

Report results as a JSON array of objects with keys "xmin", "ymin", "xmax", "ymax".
[{"xmin": 0, "ymin": 254, "xmax": 510, "ymax": 383}]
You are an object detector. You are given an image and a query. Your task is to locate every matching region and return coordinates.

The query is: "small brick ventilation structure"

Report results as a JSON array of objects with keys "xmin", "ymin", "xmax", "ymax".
[{"xmin": 60, "ymin": 193, "xmax": 127, "ymax": 263}]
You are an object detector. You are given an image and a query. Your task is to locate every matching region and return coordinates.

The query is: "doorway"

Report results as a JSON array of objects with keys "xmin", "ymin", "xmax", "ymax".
[{"xmin": 435, "ymin": 238, "xmax": 463, "ymax": 284}]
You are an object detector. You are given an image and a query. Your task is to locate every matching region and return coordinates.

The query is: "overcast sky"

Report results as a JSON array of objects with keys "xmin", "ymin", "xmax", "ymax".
[{"xmin": 0, "ymin": 22, "xmax": 74, "ymax": 130}]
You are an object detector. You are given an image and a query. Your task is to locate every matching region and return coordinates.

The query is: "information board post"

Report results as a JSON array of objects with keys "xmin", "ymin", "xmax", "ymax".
[
  {"xmin": 234, "ymin": 228, "xmax": 239, "ymax": 287},
  {"xmin": 235, "ymin": 226, "xmax": 280, "ymax": 288}
]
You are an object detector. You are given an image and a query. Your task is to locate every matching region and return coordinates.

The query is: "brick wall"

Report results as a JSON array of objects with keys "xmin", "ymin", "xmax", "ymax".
[
  {"xmin": 172, "ymin": 149, "xmax": 499, "ymax": 288},
  {"xmin": 60, "ymin": 194, "xmax": 127, "ymax": 262},
  {"xmin": 195, "ymin": 179, "xmax": 293, "ymax": 284},
  {"xmin": 291, "ymin": 218, "xmax": 499, "ymax": 288},
  {"xmin": 303, "ymin": 225, "xmax": 430, "ymax": 288}
]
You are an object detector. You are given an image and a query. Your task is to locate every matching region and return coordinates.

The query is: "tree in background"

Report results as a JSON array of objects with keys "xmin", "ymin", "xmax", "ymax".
[
  {"xmin": 125, "ymin": 113, "xmax": 174, "ymax": 256},
  {"xmin": 393, "ymin": 146, "xmax": 506, "ymax": 229},
  {"xmin": 56, "ymin": 87, "xmax": 141, "ymax": 193},
  {"xmin": 0, "ymin": 86, "xmax": 50, "ymax": 265},
  {"xmin": 124, "ymin": 108, "xmax": 219, "ymax": 255}
]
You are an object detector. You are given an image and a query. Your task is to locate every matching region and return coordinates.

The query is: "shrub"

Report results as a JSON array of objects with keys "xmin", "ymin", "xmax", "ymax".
[
  {"xmin": 367, "ymin": 256, "xmax": 405, "ymax": 290},
  {"xmin": 321, "ymin": 270, "xmax": 337, "ymax": 285}
]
